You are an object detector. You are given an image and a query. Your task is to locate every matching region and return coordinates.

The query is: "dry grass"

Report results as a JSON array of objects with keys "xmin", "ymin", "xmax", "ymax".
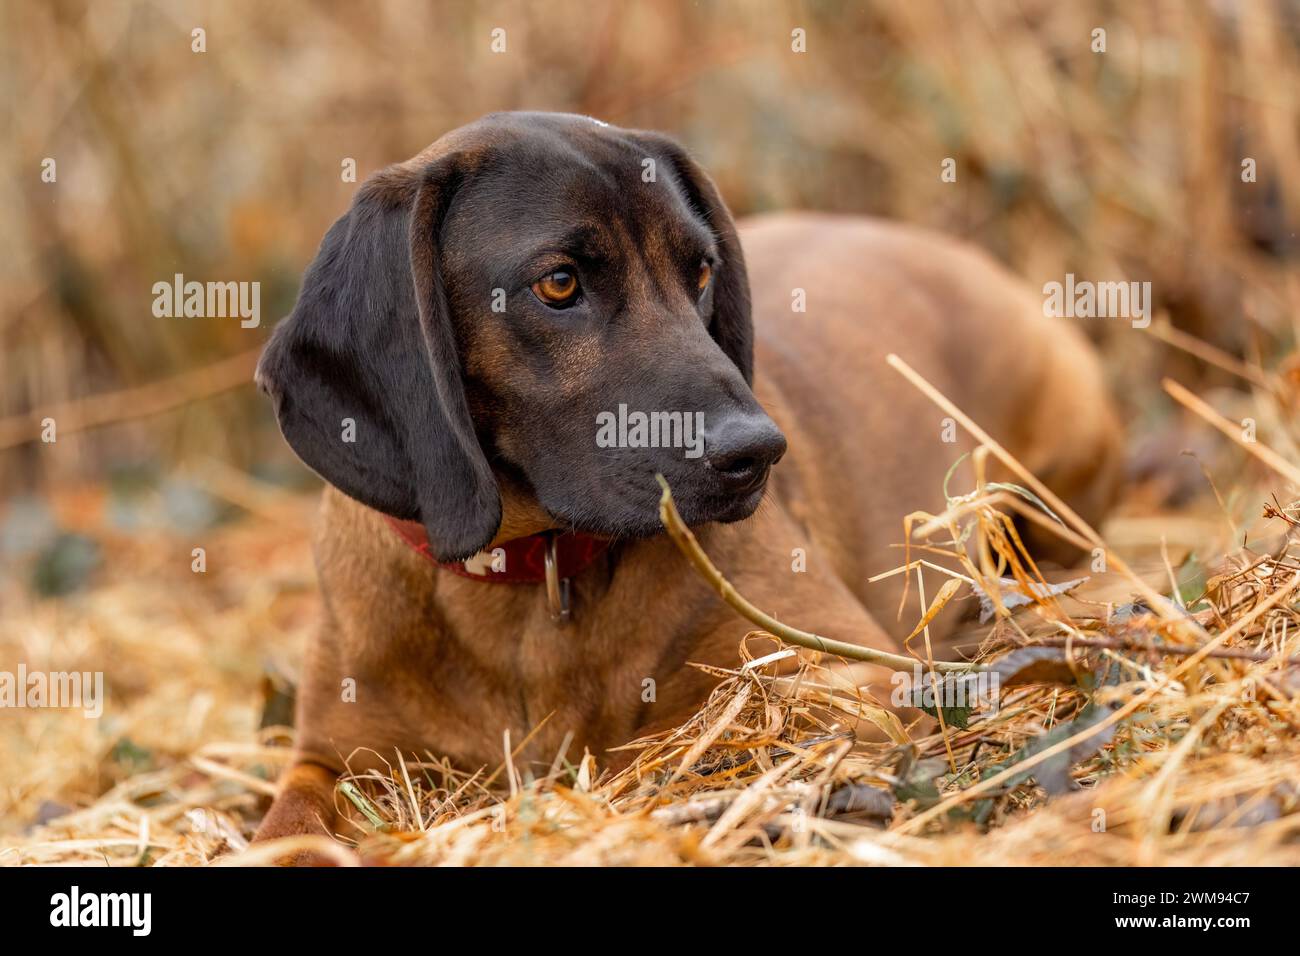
[{"xmin": 4, "ymin": 355, "xmax": 1300, "ymax": 867}]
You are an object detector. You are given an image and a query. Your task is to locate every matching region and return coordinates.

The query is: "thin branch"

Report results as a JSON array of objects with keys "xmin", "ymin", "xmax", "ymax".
[
  {"xmin": 1030, "ymin": 633, "xmax": 1300, "ymax": 666},
  {"xmin": 1148, "ymin": 318, "xmax": 1277, "ymax": 391},
  {"xmin": 896, "ymin": 570, "xmax": 1300, "ymax": 835},
  {"xmin": 1163, "ymin": 377, "xmax": 1300, "ymax": 488},
  {"xmin": 655, "ymin": 475, "xmax": 978, "ymax": 673},
  {"xmin": 0, "ymin": 346, "xmax": 262, "ymax": 451}
]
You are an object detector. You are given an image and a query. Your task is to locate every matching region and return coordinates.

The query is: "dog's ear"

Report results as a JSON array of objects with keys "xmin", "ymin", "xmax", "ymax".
[
  {"xmin": 256, "ymin": 155, "xmax": 501, "ymax": 561},
  {"xmin": 635, "ymin": 134, "xmax": 754, "ymax": 383}
]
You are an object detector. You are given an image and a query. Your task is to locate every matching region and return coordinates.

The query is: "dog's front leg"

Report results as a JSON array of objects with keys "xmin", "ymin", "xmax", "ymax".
[{"xmin": 252, "ymin": 759, "xmax": 341, "ymax": 864}]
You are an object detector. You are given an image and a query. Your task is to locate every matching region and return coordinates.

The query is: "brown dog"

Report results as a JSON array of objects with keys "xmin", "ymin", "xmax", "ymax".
[{"xmin": 253, "ymin": 112, "xmax": 1121, "ymax": 847}]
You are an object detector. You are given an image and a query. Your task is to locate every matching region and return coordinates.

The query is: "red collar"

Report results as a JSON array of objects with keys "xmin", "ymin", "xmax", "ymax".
[{"xmin": 382, "ymin": 516, "xmax": 609, "ymax": 584}]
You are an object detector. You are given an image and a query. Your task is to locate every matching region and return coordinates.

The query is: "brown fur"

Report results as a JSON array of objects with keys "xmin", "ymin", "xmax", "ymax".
[{"xmin": 252, "ymin": 121, "xmax": 1120, "ymax": 852}]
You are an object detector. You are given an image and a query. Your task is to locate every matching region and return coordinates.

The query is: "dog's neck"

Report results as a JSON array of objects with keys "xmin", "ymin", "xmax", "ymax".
[{"xmin": 381, "ymin": 514, "xmax": 609, "ymax": 585}]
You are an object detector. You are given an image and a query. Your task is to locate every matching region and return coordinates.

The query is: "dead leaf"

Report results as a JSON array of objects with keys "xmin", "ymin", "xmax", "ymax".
[
  {"xmin": 973, "ymin": 576, "xmax": 1089, "ymax": 623},
  {"xmin": 992, "ymin": 647, "xmax": 1078, "ymax": 689}
]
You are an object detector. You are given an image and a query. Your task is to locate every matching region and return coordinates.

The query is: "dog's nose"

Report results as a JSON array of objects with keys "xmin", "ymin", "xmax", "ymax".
[{"xmin": 705, "ymin": 414, "xmax": 787, "ymax": 492}]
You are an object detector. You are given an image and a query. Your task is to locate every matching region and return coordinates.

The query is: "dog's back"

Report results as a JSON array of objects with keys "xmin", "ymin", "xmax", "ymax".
[{"xmin": 740, "ymin": 213, "xmax": 1122, "ymax": 637}]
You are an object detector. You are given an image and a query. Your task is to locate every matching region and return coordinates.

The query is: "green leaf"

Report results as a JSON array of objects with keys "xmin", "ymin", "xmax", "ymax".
[
  {"xmin": 1176, "ymin": 553, "xmax": 1207, "ymax": 607},
  {"xmin": 110, "ymin": 737, "xmax": 153, "ymax": 774},
  {"xmin": 909, "ymin": 671, "xmax": 983, "ymax": 729},
  {"xmin": 32, "ymin": 533, "xmax": 100, "ymax": 597},
  {"xmin": 891, "ymin": 748, "xmax": 948, "ymax": 809},
  {"xmin": 983, "ymin": 481, "xmax": 1067, "ymax": 527},
  {"xmin": 985, "ymin": 701, "xmax": 1119, "ymax": 797}
]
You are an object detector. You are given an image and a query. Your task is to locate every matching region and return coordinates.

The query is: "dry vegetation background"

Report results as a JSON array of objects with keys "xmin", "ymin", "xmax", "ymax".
[{"xmin": 2, "ymin": 0, "xmax": 1300, "ymax": 865}]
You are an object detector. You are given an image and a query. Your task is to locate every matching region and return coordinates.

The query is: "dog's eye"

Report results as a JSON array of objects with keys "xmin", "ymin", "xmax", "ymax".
[
  {"xmin": 532, "ymin": 270, "xmax": 580, "ymax": 308},
  {"xmin": 697, "ymin": 261, "xmax": 712, "ymax": 295}
]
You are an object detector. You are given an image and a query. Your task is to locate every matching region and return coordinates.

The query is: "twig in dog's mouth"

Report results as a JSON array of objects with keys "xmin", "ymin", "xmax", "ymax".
[{"xmin": 654, "ymin": 473, "xmax": 978, "ymax": 674}]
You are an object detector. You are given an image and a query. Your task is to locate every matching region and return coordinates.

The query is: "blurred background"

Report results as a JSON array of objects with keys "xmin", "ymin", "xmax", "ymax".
[
  {"xmin": 3, "ymin": 0, "xmax": 1300, "ymax": 840},
  {"xmin": 5, "ymin": 0, "xmax": 1300, "ymax": 500}
]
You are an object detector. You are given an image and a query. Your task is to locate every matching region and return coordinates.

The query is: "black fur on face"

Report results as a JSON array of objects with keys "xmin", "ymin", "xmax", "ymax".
[{"xmin": 257, "ymin": 112, "xmax": 784, "ymax": 561}]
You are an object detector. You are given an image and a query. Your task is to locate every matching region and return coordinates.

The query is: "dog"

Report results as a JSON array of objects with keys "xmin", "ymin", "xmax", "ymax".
[{"xmin": 252, "ymin": 111, "xmax": 1121, "ymax": 847}]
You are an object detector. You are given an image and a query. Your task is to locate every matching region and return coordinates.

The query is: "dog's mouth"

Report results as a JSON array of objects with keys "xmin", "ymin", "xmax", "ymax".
[
  {"xmin": 539, "ymin": 470, "xmax": 770, "ymax": 540},
  {"xmin": 685, "ymin": 483, "xmax": 769, "ymax": 525}
]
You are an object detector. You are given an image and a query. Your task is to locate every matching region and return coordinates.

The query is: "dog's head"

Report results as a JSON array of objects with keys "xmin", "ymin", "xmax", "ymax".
[{"xmin": 257, "ymin": 112, "xmax": 786, "ymax": 561}]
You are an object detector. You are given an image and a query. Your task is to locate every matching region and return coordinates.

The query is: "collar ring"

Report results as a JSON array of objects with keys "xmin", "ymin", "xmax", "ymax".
[{"xmin": 543, "ymin": 532, "xmax": 572, "ymax": 623}]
